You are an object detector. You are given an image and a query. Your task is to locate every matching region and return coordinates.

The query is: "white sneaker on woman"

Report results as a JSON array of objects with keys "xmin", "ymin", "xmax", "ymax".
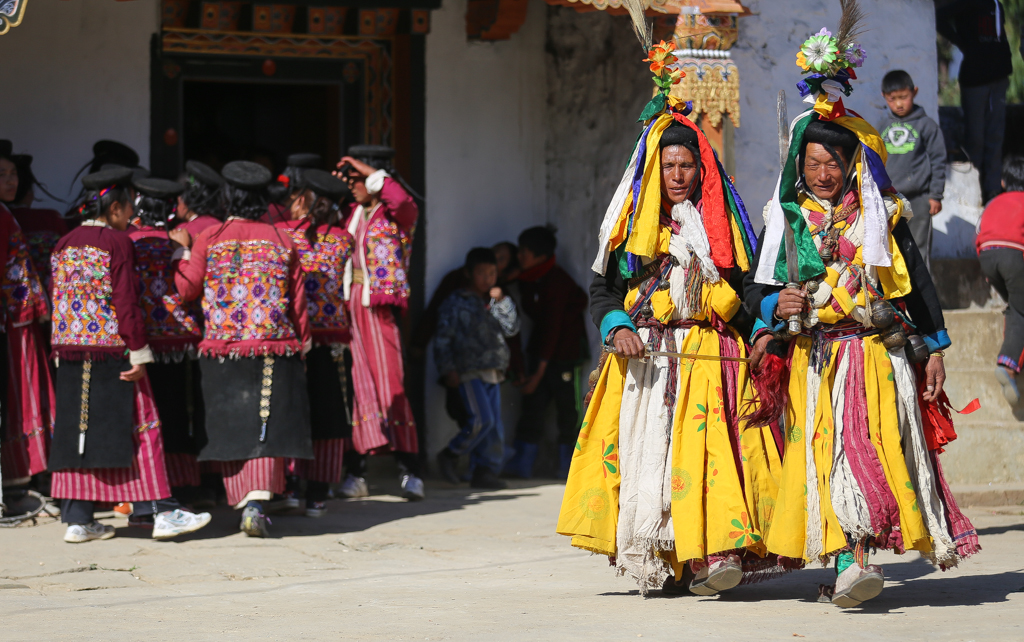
[
  {"xmin": 64, "ymin": 521, "xmax": 116, "ymax": 543},
  {"xmin": 400, "ymin": 474, "xmax": 425, "ymax": 501},
  {"xmin": 153, "ymin": 509, "xmax": 212, "ymax": 540},
  {"xmin": 340, "ymin": 475, "xmax": 369, "ymax": 498}
]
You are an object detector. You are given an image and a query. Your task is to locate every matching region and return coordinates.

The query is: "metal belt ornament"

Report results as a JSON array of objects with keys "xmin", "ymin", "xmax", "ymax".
[
  {"xmin": 78, "ymin": 360, "xmax": 93, "ymax": 455},
  {"xmin": 258, "ymin": 356, "xmax": 274, "ymax": 442}
]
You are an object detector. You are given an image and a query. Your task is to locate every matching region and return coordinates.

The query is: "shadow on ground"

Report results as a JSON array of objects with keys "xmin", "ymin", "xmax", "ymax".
[{"xmin": 111, "ymin": 478, "xmax": 564, "ymax": 542}]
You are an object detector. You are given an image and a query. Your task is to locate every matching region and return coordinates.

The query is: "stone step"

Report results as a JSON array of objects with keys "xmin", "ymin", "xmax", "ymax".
[
  {"xmin": 937, "ymin": 309, "xmax": 1024, "ymax": 484},
  {"xmin": 951, "ymin": 483, "xmax": 1024, "ymax": 508}
]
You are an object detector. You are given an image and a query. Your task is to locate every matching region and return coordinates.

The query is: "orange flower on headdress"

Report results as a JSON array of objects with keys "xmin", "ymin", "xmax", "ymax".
[
  {"xmin": 796, "ymin": 51, "xmax": 810, "ymax": 71},
  {"xmin": 645, "ymin": 40, "xmax": 677, "ymax": 77}
]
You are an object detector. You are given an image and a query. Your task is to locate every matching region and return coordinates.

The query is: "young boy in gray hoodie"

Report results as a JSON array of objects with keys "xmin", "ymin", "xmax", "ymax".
[{"xmin": 877, "ymin": 69, "xmax": 947, "ymax": 269}]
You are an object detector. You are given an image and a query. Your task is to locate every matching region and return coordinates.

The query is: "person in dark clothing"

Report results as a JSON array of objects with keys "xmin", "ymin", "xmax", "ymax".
[
  {"xmin": 504, "ymin": 226, "xmax": 589, "ymax": 479},
  {"xmin": 976, "ymin": 155, "xmax": 1024, "ymax": 404},
  {"xmin": 877, "ymin": 70, "xmax": 947, "ymax": 269},
  {"xmin": 937, "ymin": 0, "xmax": 1013, "ymax": 202}
]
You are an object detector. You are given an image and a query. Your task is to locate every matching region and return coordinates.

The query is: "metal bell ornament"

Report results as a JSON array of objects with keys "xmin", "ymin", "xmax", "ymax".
[
  {"xmin": 880, "ymin": 323, "xmax": 907, "ymax": 350},
  {"xmin": 869, "ymin": 301, "xmax": 895, "ymax": 329},
  {"xmin": 904, "ymin": 334, "xmax": 930, "ymax": 364}
]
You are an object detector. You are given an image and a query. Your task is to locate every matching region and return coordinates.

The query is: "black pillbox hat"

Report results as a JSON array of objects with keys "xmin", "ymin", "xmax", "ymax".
[
  {"xmin": 286, "ymin": 153, "xmax": 322, "ymax": 169},
  {"xmin": 82, "ymin": 167, "xmax": 134, "ymax": 190},
  {"xmin": 92, "ymin": 140, "xmax": 140, "ymax": 168},
  {"xmin": 221, "ymin": 160, "xmax": 273, "ymax": 190},
  {"xmin": 304, "ymin": 169, "xmax": 350, "ymax": 201},
  {"xmin": 185, "ymin": 160, "xmax": 224, "ymax": 188},
  {"xmin": 347, "ymin": 145, "xmax": 394, "ymax": 159},
  {"xmin": 134, "ymin": 177, "xmax": 185, "ymax": 200}
]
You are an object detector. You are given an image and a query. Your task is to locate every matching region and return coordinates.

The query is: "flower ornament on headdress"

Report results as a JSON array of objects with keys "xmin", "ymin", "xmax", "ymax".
[
  {"xmin": 590, "ymin": 12, "xmax": 759, "ymax": 279},
  {"xmin": 794, "ymin": 0, "xmax": 867, "ymax": 121},
  {"xmin": 638, "ymin": 40, "xmax": 687, "ymax": 122},
  {"xmin": 756, "ymin": 0, "xmax": 913, "ymax": 292}
]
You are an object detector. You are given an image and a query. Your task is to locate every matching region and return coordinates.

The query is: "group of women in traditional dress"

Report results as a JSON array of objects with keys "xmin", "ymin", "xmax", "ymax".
[
  {"xmin": 558, "ymin": 8, "xmax": 979, "ymax": 608},
  {"xmin": 0, "ymin": 140, "xmax": 421, "ymax": 541}
]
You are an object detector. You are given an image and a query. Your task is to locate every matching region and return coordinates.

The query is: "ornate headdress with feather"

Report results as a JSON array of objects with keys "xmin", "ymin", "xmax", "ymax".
[
  {"xmin": 754, "ymin": 0, "xmax": 913, "ymax": 297},
  {"xmin": 591, "ymin": 0, "xmax": 757, "ymax": 279},
  {"xmin": 794, "ymin": 0, "xmax": 868, "ymax": 121}
]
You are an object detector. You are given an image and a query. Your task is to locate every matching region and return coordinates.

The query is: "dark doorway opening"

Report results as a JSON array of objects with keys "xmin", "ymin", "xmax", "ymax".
[{"xmin": 182, "ymin": 80, "xmax": 342, "ymax": 174}]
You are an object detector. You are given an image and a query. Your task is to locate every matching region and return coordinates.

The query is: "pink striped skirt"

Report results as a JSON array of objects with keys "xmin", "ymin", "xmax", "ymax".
[
  {"xmin": 347, "ymin": 283, "xmax": 417, "ymax": 455},
  {"xmin": 285, "ymin": 439, "xmax": 345, "ymax": 484},
  {"xmin": 220, "ymin": 457, "xmax": 285, "ymax": 507},
  {"xmin": 165, "ymin": 453, "xmax": 201, "ymax": 488},
  {"xmin": 1, "ymin": 322, "xmax": 55, "ymax": 482},
  {"xmin": 51, "ymin": 376, "xmax": 171, "ymax": 503}
]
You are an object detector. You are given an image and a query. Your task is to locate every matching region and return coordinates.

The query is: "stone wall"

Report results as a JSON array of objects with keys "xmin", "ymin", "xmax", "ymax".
[{"xmin": 543, "ymin": 6, "xmax": 651, "ymax": 301}]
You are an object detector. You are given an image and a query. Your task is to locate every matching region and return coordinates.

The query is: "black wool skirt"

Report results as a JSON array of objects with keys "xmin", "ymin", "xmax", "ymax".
[
  {"xmin": 147, "ymin": 359, "xmax": 208, "ymax": 455},
  {"xmin": 197, "ymin": 354, "xmax": 313, "ymax": 462},
  {"xmin": 49, "ymin": 358, "xmax": 135, "ymax": 471},
  {"xmin": 305, "ymin": 345, "xmax": 354, "ymax": 441}
]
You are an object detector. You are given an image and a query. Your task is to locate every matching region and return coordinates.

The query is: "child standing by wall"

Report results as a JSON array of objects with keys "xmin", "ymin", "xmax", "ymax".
[
  {"xmin": 434, "ymin": 248, "xmax": 519, "ymax": 489},
  {"xmin": 877, "ymin": 69, "xmax": 947, "ymax": 269}
]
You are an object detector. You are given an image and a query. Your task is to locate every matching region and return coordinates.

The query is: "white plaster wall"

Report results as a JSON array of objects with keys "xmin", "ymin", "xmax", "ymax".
[
  {"xmin": 0, "ymin": 0, "xmax": 159, "ymax": 205},
  {"xmin": 732, "ymin": 0, "xmax": 940, "ymax": 228},
  {"xmin": 424, "ymin": 0, "xmax": 548, "ymax": 456}
]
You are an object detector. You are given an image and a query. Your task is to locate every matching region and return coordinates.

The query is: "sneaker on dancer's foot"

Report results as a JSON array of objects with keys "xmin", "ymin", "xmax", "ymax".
[
  {"xmin": 305, "ymin": 500, "xmax": 327, "ymax": 518},
  {"xmin": 64, "ymin": 521, "xmax": 116, "ymax": 543},
  {"xmin": 832, "ymin": 563, "xmax": 884, "ymax": 607},
  {"xmin": 153, "ymin": 509, "xmax": 212, "ymax": 540},
  {"xmin": 400, "ymin": 474, "xmax": 425, "ymax": 501},
  {"xmin": 689, "ymin": 554, "xmax": 743, "ymax": 596},
  {"xmin": 239, "ymin": 503, "xmax": 270, "ymax": 538},
  {"xmin": 340, "ymin": 475, "xmax": 369, "ymax": 499},
  {"xmin": 266, "ymin": 491, "xmax": 301, "ymax": 514}
]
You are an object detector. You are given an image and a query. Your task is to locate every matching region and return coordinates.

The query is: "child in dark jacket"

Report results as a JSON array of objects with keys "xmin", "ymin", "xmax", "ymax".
[
  {"xmin": 434, "ymin": 248, "xmax": 519, "ymax": 489},
  {"xmin": 505, "ymin": 226, "xmax": 589, "ymax": 479},
  {"xmin": 877, "ymin": 69, "xmax": 947, "ymax": 269}
]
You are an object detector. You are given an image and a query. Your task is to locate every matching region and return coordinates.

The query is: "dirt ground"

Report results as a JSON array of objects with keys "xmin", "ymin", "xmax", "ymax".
[{"xmin": 2, "ymin": 478, "xmax": 1022, "ymax": 641}]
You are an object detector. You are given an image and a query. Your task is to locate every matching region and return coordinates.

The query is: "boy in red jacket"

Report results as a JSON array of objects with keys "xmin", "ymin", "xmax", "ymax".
[{"xmin": 977, "ymin": 155, "xmax": 1024, "ymax": 404}]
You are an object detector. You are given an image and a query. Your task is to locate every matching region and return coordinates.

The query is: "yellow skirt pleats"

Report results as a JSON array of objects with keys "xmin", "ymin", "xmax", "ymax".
[
  {"xmin": 557, "ymin": 325, "xmax": 783, "ymax": 563},
  {"xmin": 765, "ymin": 334, "xmax": 932, "ymax": 563}
]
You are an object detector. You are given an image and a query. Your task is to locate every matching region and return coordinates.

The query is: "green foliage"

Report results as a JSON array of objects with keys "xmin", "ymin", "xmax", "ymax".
[{"xmin": 1005, "ymin": 0, "xmax": 1024, "ymax": 104}]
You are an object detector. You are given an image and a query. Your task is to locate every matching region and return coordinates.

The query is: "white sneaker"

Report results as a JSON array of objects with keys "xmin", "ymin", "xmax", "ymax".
[
  {"xmin": 340, "ymin": 475, "xmax": 369, "ymax": 498},
  {"xmin": 152, "ymin": 509, "xmax": 212, "ymax": 540},
  {"xmin": 64, "ymin": 521, "xmax": 116, "ymax": 543},
  {"xmin": 400, "ymin": 474, "xmax": 425, "ymax": 501},
  {"xmin": 832, "ymin": 563, "xmax": 884, "ymax": 608}
]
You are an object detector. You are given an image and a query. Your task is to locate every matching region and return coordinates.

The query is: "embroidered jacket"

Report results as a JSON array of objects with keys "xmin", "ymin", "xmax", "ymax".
[
  {"xmin": 9, "ymin": 206, "xmax": 67, "ymax": 296},
  {"xmin": 1, "ymin": 206, "xmax": 50, "ymax": 329},
  {"xmin": 129, "ymin": 226, "xmax": 203, "ymax": 355},
  {"xmin": 343, "ymin": 172, "xmax": 417, "ymax": 309},
  {"xmin": 274, "ymin": 218, "xmax": 354, "ymax": 346},
  {"xmin": 174, "ymin": 218, "xmax": 311, "ymax": 358},
  {"xmin": 49, "ymin": 222, "xmax": 152, "ymax": 362},
  {"xmin": 179, "ymin": 214, "xmax": 221, "ymax": 239}
]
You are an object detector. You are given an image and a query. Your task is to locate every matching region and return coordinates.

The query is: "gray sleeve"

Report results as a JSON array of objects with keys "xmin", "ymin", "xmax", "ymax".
[
  {"xmin": 489, "ymin": 296, "xmax": 520, "ymax": 338},
  {"xmin": 924, "ymin": 119, "xmax": 947, "ymax": 200}
]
